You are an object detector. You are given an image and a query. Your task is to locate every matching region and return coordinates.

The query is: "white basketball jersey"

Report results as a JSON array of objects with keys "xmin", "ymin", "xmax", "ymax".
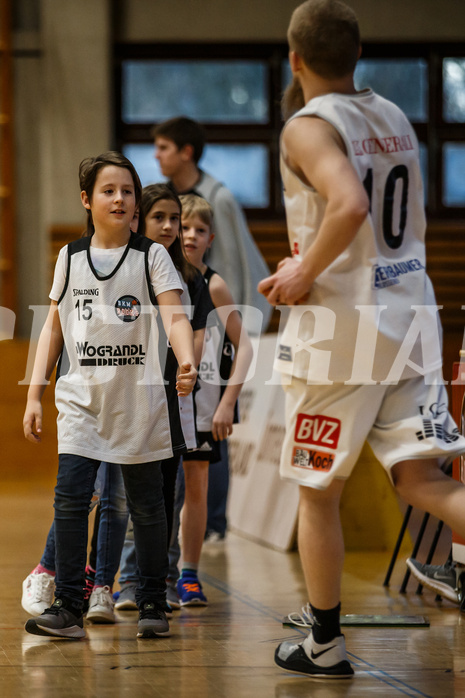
[
  {"xmin": 55, "ymin": 234, "xmax": 186, "ymax": 464},
  {"xmin": 195, "ymin": 267, "xmax": 235, "ymax": 431},
  {"xmin": 276, "ymin": 89, "xmax": 441, "ymax": 384}
]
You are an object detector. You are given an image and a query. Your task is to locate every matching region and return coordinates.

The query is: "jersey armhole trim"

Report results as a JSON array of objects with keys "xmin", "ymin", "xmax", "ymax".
[{"xmin": 57, "ymin": 245, "xmax": 72, "ymax": 306}]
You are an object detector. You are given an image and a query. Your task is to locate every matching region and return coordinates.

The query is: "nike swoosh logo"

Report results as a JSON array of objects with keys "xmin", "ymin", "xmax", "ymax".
[
  {"xmin": 311, "ymin": 645, "xmax": 336, "ymax": 660},
  {"xmin": 433, "ymin": 573, "xmax": 455, "ymax": 582}
]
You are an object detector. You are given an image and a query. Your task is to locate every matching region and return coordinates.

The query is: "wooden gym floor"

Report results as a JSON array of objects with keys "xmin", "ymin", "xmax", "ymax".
[{"xmin": 2, "ymin": 484, "xmax": 465, "ymax": 698}]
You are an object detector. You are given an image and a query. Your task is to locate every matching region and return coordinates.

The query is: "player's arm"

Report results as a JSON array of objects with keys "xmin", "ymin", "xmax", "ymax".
[
  {"xmin": 208, "ymin": 274, "xmax": 253, "ymax": 441},
  {"xmin": 193, "ymin": 328, "xmax": 205, "ymax": 369},
  {"xmin": 157, "ymin": 289, "xmax": 197, "ymax": 396},
  {"xmin": 23, "ymin": 300, "xmax": 64, "ymax": 443},
  {"xmin": 258, "ymin": 116, "xmax": 369, "ymax": 306}
]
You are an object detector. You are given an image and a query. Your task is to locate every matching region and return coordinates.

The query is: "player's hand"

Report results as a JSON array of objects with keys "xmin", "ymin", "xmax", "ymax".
[
  {"xmin": 258, "ymin": 257, "xmax": 310, "ymax": 306},
  {"xmin": 23, "ymin": 399, "xmax": 43, "ymax": 443},
  {"xmin": 212, "ymin": 403, "xmax": 234, "ymax": 441},
  {"xmin": 176, "ymin": 362, "xmax": 197, "ymax": 396}
]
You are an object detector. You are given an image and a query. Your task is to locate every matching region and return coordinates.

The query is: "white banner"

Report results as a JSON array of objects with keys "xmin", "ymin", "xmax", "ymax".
[{"xmin": 227, "ymin": 334, "xmax": 299, "ymax": 551}]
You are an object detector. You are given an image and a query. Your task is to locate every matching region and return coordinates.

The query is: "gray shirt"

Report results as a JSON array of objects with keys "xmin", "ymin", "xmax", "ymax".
[{"xmin": 188, "ymin": 170, "xmax": 272, "ymax": 335}]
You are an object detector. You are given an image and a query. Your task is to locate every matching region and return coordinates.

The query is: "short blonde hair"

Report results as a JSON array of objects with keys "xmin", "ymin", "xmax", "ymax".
[{"xmin": 180, "ymin": 194, "xmax": 213, "ymax": 228}]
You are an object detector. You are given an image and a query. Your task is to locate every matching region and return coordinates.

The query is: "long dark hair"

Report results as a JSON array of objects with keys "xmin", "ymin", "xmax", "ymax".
[
  {"xmin": 79, "ymin": 151, "xmax": 144, "ymax": 237},
  {"xmin": 140, "ymin": 183, "xmax": 196, "ymax": 282}
]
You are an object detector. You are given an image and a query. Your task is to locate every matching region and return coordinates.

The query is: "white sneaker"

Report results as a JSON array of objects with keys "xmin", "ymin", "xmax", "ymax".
[
  {"xmin": 86, "ymin": 585, "xmax": 116, "ymax": 624},
  {"xmin": 21, "ymin": 572, "xmax": 55, "ymax": 616},
  {"xmin": 275, "ymin": 633, "xmax": 354, "ymax": 678}
]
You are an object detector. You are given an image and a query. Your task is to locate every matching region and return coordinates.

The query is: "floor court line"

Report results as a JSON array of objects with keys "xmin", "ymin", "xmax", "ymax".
[{"xmin": 201, "ymin": 570, "xmax": 434, "ymax": 698}]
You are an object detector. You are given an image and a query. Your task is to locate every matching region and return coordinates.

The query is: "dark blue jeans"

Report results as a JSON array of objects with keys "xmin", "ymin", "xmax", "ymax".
[
  {"xmin": 41, "ymin": 462, "xmax": 129, "ymax": 588},
  {"xmin": 41, "ymin": 462, "xmax": 105, "ymax": 572},
  {"xmin": 207, "ymin": 439, "xmax": 229, "ymax": 536},
  {"xmin": 94, "ymin": 462, "xmax": 129, "ymax": 587},
  {"xmin": 54, "ymin": 454, "xmax": 168, "ymax": 610},
  {"xmin": 118, "ymin": 455, "xmax": 180, "ymax": 585},
  {"xmin": 40, "ymin": 521, "xmax": 57, "ymax": 572}
]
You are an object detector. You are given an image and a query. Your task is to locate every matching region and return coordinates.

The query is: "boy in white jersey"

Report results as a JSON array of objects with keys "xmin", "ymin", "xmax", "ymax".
[
  {"xmin": 258, "ymin": 0, "xmax": 465, "ymax": 679},
  {"xmin": 23, "ymin": 152, "xmax": 197, "ymax": 640}
]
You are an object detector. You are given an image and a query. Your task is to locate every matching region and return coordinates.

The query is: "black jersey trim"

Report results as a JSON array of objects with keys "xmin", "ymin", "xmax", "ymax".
[
  {"xmin": 56, "ymin": 238, "xmax": 84, "ymax": 305},
  {"xmin": 203, "ymin": 265, "xmax": 239, "ymax": 423},
  {"xmin": 141, "ymin": 238, "xmax": 158, "ymax": 307}
]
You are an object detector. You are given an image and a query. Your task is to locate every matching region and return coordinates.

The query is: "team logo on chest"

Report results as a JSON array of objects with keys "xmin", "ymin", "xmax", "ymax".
[{"xmin": 115, "ymin": 295, "xmax": 141, "ymax": 322}]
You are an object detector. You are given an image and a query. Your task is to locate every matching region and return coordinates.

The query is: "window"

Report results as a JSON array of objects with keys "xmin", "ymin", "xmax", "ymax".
[
  {"xmin": 115, "ymin": 42, "xmax": 465, "ymax": 218},
  {"xmin": 122, "ymin": 60, "xmax": 268, "ymax": 124},
  {"xmin": 123, "ymin": 142, "xmax": 269, "ymax": 208},
  {"xmin": 443, "ymin": 58, "xmax": 465, "ymax": 123},
  {"xmin": 354, "ymin": 58, "xmax": 428, "ymax": 122},
  {"xmin": 349, "ymin": 44, "xmax": 465, "ymax": 216},
  {"xmin": 443, "ymin": 143, "xmax": 465, "ymax": 206},
  {"xmin": 115, "ymin": 44, "xmax": 285, "ymax": 216}
]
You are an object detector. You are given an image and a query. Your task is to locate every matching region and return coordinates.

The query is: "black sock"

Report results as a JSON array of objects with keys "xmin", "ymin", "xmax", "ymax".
[{"xmin": 310, "ymin": 603, "xmax": 341, "ymax": 644}]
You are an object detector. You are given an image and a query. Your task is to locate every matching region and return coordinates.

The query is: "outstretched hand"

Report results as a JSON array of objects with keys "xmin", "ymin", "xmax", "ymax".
[
  {"xmin": 176, "ymin": 362, "xmax": 197, "ymax": 396},
  {"xmin": 258, "ymin": 257, "xmax": 311, "ymax": 306}
]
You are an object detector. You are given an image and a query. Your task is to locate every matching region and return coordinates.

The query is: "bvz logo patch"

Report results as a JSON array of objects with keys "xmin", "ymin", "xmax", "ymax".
[{"xmin": 294, "ymin": 413, "xmax": 341, "ymax": 449}]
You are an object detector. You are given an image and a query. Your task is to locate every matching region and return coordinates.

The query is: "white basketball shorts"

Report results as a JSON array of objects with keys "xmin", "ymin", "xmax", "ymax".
[{"xmin": 280, "ymin": 370, "xmax": 465, "ymax": 490}]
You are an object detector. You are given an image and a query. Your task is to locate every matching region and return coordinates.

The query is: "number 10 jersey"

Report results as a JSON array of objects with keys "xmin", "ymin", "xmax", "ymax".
[{"xmin": 276, "ymin": 88, "xmax": 441, "ymax": 384}]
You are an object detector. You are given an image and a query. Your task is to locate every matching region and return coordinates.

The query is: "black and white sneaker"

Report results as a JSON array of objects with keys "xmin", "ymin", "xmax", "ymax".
[
  {"xmin": 25, "ymin": 598, "xmax": 85, "ymax": 639},
  {"xmin": 137, "ymin": 601, "xmax": 170, "ymax": 638},
  {"xmin": 406, "ymin": 558, "xmax": 463, "ymax": 603},
  {"xmin": 275, "ymin": 633, "xmax": 354, "ymax": 678}
]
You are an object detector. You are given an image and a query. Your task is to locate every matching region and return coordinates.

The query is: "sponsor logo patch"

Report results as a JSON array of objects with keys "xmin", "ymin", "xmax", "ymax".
[
  {"xmin": 115, "ymin": 295, "xmax": 141, "ymax": 322},
  {"xmin": 292, "ymin": 447, "xmax": 334, "ymax": 472},
  {"xmin": 75, "ymin": 342, "xmax": 146, "ymax": 366},
  {"xmin": 372, "ymin": 258, "xmax": 424, "ymax": 290},
  {"xmin": 295, "ymin": 414, "xmax": 341, "ymax": 449}
]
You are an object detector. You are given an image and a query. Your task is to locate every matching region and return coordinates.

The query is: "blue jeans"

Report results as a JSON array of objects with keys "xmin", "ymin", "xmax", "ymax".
[
  {"xmin": 94, "ymin": 463, "xmax": 129, "ymax": 587},
  {"xmin": 167, "ymin": 461, "xmax": 185, "ymax": 583},
  {"xmin": 118, "ymin": 455, "xmax": 180, "ymax": 585},
  {"xmin": 40, "ymin": 464, "xmax": 106, "ymax": 572},
  {"xmin": 118, "ymin": 518, "xmax": 137, "ymax": 585},
  {"xmin": 54, "ymin": 454, "xmax": 168, "ymax": 609},
  {"xmin": 206, "ymin": 439, "xmax": 229, "ymax": 536},
  {"xmin": 40, "ymin": 521, "xmax": 57, "ymax": 572}
]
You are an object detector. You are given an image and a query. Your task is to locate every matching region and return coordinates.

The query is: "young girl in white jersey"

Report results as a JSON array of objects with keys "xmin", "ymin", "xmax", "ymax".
[
  {"xmin": 23, "ymin": 152, "xmax": 197, "ymax": 640},
  {"xmin": 116, "ymin": 184, "xmax": 214, "ymax": 611},
  {"xmin": 167, "ymin": 194, "xmax": 253, "ymax": 606}
]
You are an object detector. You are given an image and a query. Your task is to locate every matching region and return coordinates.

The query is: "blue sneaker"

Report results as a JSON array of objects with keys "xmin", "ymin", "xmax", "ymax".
[{"xmin": 177, "ymin": 573, "xmax": 208, "ymax": 606}]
